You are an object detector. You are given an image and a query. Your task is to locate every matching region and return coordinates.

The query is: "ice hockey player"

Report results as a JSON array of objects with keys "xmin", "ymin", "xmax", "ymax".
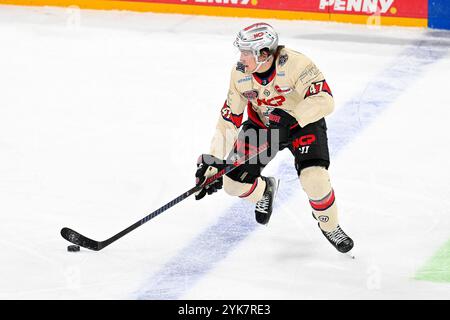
[{"xmin": 195, "ymin": 22, "xmax": 353, "ymax": 254}]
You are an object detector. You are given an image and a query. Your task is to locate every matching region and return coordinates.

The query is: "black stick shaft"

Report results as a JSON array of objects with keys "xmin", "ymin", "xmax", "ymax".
[
  {"xmin": 62, "ymin": 142, "xmax": 269, "ymax": 250},
  {"xmin": 101, "ymin": 185, "xmax": 199, "ymax": 248}
]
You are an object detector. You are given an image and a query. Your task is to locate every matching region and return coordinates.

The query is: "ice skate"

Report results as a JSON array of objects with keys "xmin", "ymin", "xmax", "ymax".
[
  {"xmin": 320, "ymin": 224, "xmax": 354, "ymax": 253},
  {"xmin": 255, "ymin": 177, "xmax": 279, "ymax": 225}
]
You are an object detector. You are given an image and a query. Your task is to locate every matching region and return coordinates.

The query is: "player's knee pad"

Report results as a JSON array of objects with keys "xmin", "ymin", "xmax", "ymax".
[
  {"xmin": 299, "ymin": 166, "xmax": 338, "ymax": 232},
  {"xmin": 223, "ymin": 175, "xmax": 265, "ymax": 204}
]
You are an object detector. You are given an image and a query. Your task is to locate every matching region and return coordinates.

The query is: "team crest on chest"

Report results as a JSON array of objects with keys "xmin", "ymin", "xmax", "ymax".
[{"xmin": 242, "ymin": 90, "xmax": 259, "ymax": 100}]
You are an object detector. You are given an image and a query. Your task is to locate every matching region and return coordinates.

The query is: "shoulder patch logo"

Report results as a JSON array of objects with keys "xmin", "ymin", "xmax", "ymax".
[
  {"xmin": 279, "ymin": 54, "xmax": 288, "ymax": 66},
  {"xmin": 236, "ymin": 62, "xmax": 246, "ymax": 73}
]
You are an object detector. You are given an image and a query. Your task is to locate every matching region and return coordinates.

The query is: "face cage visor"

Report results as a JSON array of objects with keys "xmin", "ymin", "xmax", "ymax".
[{"xmin": 234, "ymin": 45, "xmax": 272, "ymax": 74}]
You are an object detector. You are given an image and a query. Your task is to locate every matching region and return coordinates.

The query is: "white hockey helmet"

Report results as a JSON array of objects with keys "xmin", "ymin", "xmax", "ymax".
[{"xmin": 233, "ymin": 22, "xmax": 279, "ymax": 57}]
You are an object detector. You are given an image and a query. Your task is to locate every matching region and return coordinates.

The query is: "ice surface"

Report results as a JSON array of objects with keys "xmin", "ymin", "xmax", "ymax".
[{"xmin": 0, "ymin": 5, "xmax": 449, "ymax": 299}]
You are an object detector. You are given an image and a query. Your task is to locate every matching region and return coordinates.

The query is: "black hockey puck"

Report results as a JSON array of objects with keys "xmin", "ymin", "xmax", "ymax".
[{"xmin": 67, "ymin": 245, "xmax": 80, "ymax": 252}]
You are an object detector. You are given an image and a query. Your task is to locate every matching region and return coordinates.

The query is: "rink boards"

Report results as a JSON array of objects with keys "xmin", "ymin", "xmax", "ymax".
[{"xmin": 0, "ymin": 0, "xmax": 449, "ymax": 29}]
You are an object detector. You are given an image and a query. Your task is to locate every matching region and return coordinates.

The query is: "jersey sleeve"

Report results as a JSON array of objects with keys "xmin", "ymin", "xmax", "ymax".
[
  {"xmin": 209, "ymin": 70, "xmax": 247, "ymax": 160},
  {"xmin": 290, "ymin": 59, "xmax": 335, "ymax": 128}
]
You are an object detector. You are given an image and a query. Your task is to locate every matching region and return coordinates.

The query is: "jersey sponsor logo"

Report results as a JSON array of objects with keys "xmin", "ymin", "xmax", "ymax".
[
  {"xmin": 268, "ymin": 113, "xmax": 281, "ymax": 124},
  {"xmin": 221, "ymin": 102, "xmax": 243, "ymax": 127},
  {"xmin": 275, "ymin": 85, "xmax": 292, "ymax": 94},
  {"xmin": 256, "ymin": 95, "xmax": 286, "ymax": 107},
  {"xmin": 278, "ymin": 54, "xmax": 288, "ymax": 66},
  {"xmin": 263, "ymin": 89, "xmax": 271, "ymax": 97},
  {"xmin": 299, "ymin": 63, "xmax": 320, "ymax": 85},
  {"xmin": 319, "ymin": 0, "xmax": 395, "ymax": 14},
  {"xmin": 243, "ymin": 90, "xmax": 259, "ymax": 100},
  {"xmin": 237, "ymin": 76, "xmax": 252, "ymax": 83},
  {"xmin": 304, "ymin": 80, "xmax": 333, "ymax": 98},
  {"xmin": 276, "ymin": 71, "xmax": 286, "ymax": 77},
  {"xmin": 292, "ymin": 134, "xmax": 316, "ymax": 149}
]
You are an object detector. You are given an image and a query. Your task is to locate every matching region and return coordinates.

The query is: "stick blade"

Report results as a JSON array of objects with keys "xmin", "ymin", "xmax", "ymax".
[{"xmin": 61, "ymin": 227, "xmax": 102, "ymax": 251}]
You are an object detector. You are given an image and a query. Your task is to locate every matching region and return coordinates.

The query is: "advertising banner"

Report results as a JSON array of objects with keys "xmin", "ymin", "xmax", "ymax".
[{"xmin": 0, "ymin": 0, "xmax": 432, "ymax": 27}]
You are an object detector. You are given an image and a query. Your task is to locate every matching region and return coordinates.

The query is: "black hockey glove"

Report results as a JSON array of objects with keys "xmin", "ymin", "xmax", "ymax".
[
  {"xmin": 195, "ymin": 154, "xmax": 227, "ymax": 200},
  {"xmin": 268, "ymin": 108, "xmax": 299, "ymax": 147}
]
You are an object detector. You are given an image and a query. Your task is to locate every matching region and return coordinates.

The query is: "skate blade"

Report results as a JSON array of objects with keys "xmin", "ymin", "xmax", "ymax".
[
  {"xmin": 345, "ymin": 251, "xmax": 355, "ymax": 259},
  {"xmin": 275, "ymin": 179, "xmax": 281, "ymax": 198},
  {"xmin": 262, "ymin": 179, "xmax": 280, "ymax": 228}
]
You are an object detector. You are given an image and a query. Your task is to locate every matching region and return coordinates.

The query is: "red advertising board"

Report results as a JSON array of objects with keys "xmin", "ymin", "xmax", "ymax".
[
  {"xmin": 322, "ymin": 0, "xmax": 427, "ymax": 19},
  {"xmin": 122, "ymin": 0, "xmax": 427, "ymax": 19},
  {"xmin": 0, "ymin": 0, "xmax": 429, "ymax": 26}
]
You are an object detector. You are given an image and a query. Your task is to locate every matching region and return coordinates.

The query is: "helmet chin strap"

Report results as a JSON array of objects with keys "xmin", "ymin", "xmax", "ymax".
[{"xmin": 250, "ymin": 53, "xmax": 272, "ymax": 73}]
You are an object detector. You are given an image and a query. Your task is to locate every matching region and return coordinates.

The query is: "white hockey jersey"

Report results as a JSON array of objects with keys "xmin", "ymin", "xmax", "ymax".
[{"xmin": 210, "ymin": 47, "xmax": 335, "ymax": 159}]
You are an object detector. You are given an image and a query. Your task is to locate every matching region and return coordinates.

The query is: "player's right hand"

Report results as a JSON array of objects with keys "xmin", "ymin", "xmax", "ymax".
[{"xmin": 195, "ymin": 154, "xmax": 226, "ymax": 200}]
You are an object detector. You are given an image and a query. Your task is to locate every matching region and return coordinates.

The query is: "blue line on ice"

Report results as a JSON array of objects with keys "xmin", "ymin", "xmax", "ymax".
[{"xmin": 136, "ymin": 35, "xmax": 448, "ymax": 299}]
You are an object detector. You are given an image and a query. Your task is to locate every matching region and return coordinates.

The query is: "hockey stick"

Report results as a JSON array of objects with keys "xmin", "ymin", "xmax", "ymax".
[{"xmin": 60, "ymin": 141, "xmax": 270, "ymax": 251}]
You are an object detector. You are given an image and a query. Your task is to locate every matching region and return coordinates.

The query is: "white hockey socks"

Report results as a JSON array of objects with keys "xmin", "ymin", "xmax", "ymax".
[{"xmin": 300, "ymin": 166, "xmax": 339, "ymax": 232}]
